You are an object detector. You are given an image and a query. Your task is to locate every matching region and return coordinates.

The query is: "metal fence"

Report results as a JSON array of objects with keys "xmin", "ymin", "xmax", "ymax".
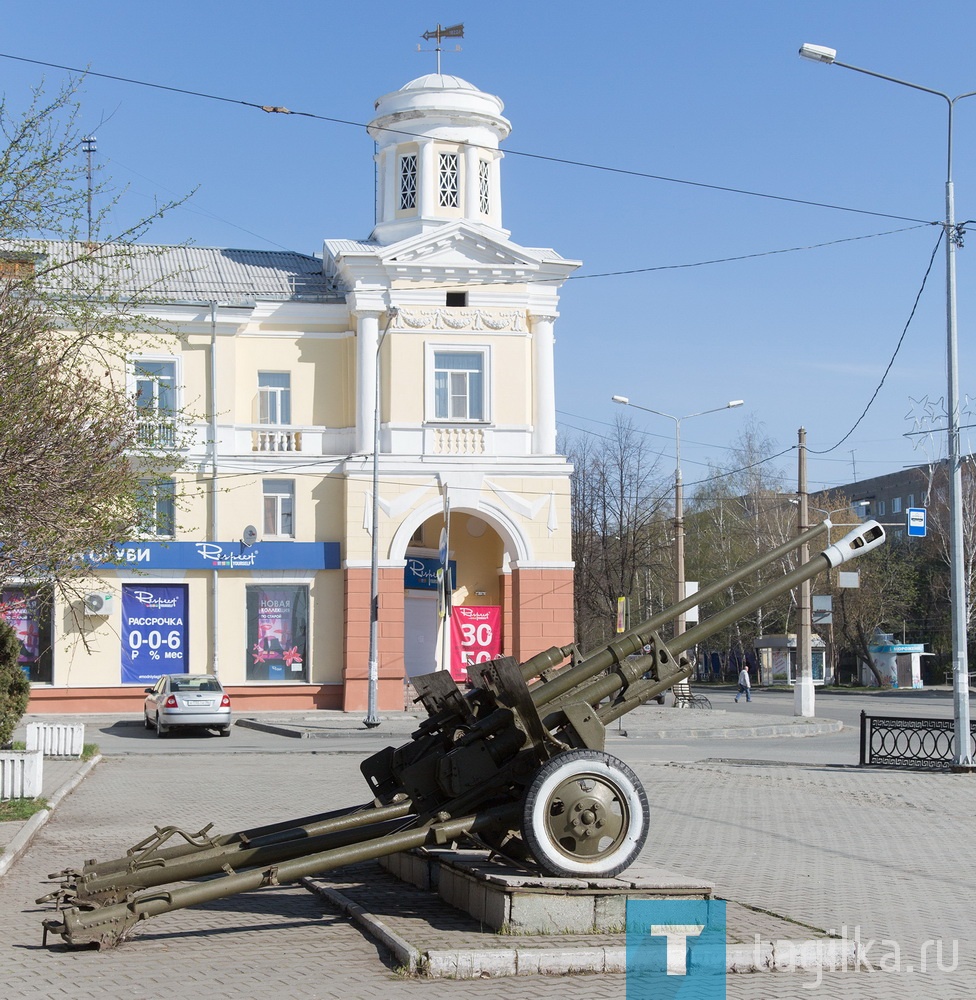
[{"xmin": 859, "ymin": 710, "xmax": 976, "ymax": 770}]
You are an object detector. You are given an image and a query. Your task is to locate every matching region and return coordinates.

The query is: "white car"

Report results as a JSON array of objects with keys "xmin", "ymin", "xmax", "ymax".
[{"xmin": 144, "ymin": 674, "xmax": 232, "ymax": 737}]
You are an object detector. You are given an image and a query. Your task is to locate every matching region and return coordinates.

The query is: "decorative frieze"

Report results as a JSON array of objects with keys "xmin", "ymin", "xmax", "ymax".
[{"xmin": 397, "ymin": 308, "xmax": 526, "ymax": 332}]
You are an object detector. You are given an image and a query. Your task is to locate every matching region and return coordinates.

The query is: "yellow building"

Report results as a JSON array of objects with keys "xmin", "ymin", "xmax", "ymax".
[{"xmin": 21, "ymin": 72, "xmax": 580, "ymax": 715}]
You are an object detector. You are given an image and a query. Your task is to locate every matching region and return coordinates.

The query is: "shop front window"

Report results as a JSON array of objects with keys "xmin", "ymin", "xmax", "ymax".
[
  {"xmin": 246, "ymin": 585, "xmax": 308, "ymax": 682},
  {"xmin": 0, "ymin": 588, "xmax": 53, "ymax": 683}
]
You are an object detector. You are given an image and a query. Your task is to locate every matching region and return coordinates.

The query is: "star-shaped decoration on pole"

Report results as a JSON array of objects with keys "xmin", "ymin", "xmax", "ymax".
[{"xmin": 905, "ymin": 395, "xmax": 947, "ymax": 455}]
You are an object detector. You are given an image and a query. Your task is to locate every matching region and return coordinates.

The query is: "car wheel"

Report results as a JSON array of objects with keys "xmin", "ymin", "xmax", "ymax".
[
  {"xmin": 218, "ymin": 726, "xmax": 231, "ymax": 738},
  {"xmin": 155, "ymin": 714, "xmax": 169, "ymax": 738},
  {"xmin": 144, "ymin": 713, "xmax": 153, "ymax": 730}
]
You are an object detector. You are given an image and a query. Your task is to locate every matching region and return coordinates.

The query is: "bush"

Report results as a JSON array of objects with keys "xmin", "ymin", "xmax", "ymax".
[{"xmin": 0, "ymin": 619, "xmax": 30, "ymax": 747}]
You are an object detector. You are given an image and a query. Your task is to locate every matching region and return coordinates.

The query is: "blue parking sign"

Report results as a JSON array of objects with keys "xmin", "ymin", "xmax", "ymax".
[{"xmin": 907, "ymin": 507, "xmax": 927, "ymax": 537}]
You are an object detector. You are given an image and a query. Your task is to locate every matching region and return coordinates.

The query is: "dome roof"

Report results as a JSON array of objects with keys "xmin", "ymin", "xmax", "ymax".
[
  {"xmin": 399, "ymin": 73, "xmax": 480, "ymax": 93},
  {"xmin": 371, "ymin": 74, "xmax": 508, "ymax": 130}
]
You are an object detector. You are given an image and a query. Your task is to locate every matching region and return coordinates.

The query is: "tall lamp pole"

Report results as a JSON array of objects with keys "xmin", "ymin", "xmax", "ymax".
[
  {"xmin": 612, "ymin": 396, "xmax": 743, "ymax": 637},
  {"xmin": 799, "ymin": 43, "xmax": 974, "ymax": 767},
  {"xmin": 365, "ymin": 307, "xmax": 398, "ymax": 729}
]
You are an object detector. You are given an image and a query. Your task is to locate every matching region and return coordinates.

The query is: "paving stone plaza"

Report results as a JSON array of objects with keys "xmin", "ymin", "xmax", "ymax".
[{"xmin": 1, "ymin": 693, "xmax": 973, "ymax": 999}]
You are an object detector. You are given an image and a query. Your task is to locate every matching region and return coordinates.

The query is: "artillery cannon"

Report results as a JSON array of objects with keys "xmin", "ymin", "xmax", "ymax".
[{"xmin": 38, "ymin": 519, "xmax": 885, "ymax": 948}]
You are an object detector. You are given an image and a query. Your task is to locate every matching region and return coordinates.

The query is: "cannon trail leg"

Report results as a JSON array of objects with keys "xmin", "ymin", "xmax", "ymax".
[{"xmin": 42, "ymin": 801, "xmax": 521, "ymax": 949}]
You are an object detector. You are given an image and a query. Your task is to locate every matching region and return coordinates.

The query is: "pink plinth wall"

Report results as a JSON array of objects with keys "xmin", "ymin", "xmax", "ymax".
[
  {"xmin": 510, "ymin": 567, "xmax": 575, "ymax": 661},
  {"xmin": 343, "ymin": 567, "xmax": 407, "ymax": 713}
]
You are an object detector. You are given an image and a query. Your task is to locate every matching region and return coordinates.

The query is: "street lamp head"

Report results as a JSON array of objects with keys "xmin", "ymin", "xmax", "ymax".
[
  {"xmin": 611, "ymin": 395, "xmax": 629, "ymax": 405},
  {"xmin": 727, "ymin": 400, "xmax": 744, "ymax": 409},
  {"xmin": 799, "ymin": 43, "xmax": 837, "ymax": 64}
]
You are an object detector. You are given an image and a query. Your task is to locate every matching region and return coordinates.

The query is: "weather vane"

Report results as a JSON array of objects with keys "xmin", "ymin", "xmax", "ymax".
[{"xmin": 419, "ymin": 23, "xmax": 463, "ymax": 74}]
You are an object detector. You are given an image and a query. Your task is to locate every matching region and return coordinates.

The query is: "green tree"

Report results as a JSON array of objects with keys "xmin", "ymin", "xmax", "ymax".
[{"xmin": 0, "ymin": 618, "xmax": 29, "ymax": 746}]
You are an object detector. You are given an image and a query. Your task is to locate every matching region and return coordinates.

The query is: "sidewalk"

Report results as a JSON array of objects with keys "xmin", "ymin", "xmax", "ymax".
[
  {"xmin": 0, "ymin": 701, "xmax": 841, "ymax": 866},
  {"xmin": 2, "ymin": 727, "xmax": 974, "ymax": 998},
  {"xmin": 0, "ymin": 754, "xmax": 98, "ymax": 877}
]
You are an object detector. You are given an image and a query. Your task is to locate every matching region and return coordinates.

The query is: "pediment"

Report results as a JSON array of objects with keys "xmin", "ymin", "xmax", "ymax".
[{"xmin": 381, "ymin": 225, "xmax": 544, "ymax": 270}]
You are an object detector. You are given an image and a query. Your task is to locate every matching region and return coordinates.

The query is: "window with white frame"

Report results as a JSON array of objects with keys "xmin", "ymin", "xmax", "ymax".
[
  {"xmin": 138, "ymin": 478, "xmax": 176, "ymax": 537},
  {"xmin": 438, "ymin": 152, "xmax": 460, "ymax": 208},
  {"xmin": 133, "ymin": 358, "xmax": 177, "ymax": 447},
  {"xmin": 479, "ymin": 160, "xmax": 490, "ymax": 215},
  {"xmin": 259, "ymin": 372, "xmax": 291, "ymax": 424},
  {"xmin": 877, "ymin": 500, "xmax": 886, "ymax": 516},
  {"xmin": 432, "ymin": 350, "xmax": 486, "ymax": 421},
  {"xmin": 399, "ymin": 153, "xmax": 418, "ymax": 210},
  {"xmin": 892, "ymin": 497, "xmax": 902, "ymax": 514},
  {"xmin": 263, "ymin": 479, "xmax": 294, "ymax": 537}
]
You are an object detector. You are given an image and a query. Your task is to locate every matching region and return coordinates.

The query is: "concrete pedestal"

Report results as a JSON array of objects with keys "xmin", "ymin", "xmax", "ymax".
[{"xmin": 381, "ymin": 848, "xmax": 712, "ymax": 934}]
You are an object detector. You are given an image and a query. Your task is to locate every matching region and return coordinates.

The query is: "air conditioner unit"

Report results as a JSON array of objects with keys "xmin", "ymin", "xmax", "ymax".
[{"xmin": 83, "ymin": 592, "xmax": 114, "ymax": 616}]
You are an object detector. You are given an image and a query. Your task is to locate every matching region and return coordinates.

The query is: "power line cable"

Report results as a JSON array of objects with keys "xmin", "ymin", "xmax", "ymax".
[
  {"xmin": 0, "ymin": 50, "xmax": 939, "ymax": 227},
  {"xmin": 809, "ymin": 231, "xmax": 944, "ymax": 456}
]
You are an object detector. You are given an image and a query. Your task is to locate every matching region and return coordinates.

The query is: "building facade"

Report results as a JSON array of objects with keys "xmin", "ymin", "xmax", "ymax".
[{"xmin": 15, "ymin": 72, "xmax": 580, "ymax": 714}]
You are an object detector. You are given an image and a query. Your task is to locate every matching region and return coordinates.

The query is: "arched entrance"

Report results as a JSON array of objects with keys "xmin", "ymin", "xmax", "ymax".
[{"xmin": 402, "ymin": 510, "xmax": 508, "ymax": 681}]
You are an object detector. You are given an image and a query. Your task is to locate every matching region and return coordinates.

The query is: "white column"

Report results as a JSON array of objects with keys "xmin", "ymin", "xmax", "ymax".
[
  {"xmin": 417, "ymin": 142, "xmax": 435, "ymax": 219},
  {"xmin": 531, "ymin": 312, "xmax": 557, "ymax": 454},
  {"xmin": 489, "ymin": 151, "xmax": 503, "ymax": 229},
  {"xmin": 378, "ymin": 147, "xmax": 396, "ymax": 228},
  {"xmin": 463, "ymin": 144, "xmax": 480, "ymax": 220},
  {"xmin": 355, "ymin": 311, "xmax": 382, "ymax": 454}
]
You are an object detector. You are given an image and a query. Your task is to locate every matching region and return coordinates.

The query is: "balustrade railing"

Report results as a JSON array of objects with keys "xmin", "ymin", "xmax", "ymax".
[
  {"xmin": 252, "ymin": 427, "xmax": 302, "ymax": 452},
  {"xmin": 136, "ymin": 419, "xmax": 177, "ymax": 448}
]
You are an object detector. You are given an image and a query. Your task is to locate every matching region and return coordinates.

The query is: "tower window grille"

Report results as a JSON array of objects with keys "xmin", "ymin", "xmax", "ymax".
[
  {"xmin": 479, "ymin": 160, "xmax": 490, "ymax": 215},
  {"xmin": 439, "ymin": 152, "xmax": 460, "ymax": 208},
  {"xmin": 399, "ymin": 154, "xmax": 418, "ymax": 210}
]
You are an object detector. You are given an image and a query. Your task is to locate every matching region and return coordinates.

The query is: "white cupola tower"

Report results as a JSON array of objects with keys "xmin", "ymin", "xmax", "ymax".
[{"xmin": 367, "ymin": 74, "xmax": 511, "ymax": 245}]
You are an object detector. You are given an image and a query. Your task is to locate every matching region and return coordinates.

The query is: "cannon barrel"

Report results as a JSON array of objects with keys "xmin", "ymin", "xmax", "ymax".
[
  {"xmin": 526, "ymin": 518, "xmax": 833, "ymax": 708},
  {"xmin": 38, "ymin": 519, "xmax": 885, "ymax": 949},
  {"xmin": 552, "ymin": 521, "xmax": 884, "ymax": 716},
  {"xmin": 524, "ymin": 519, "xmax": 830, "ymax": 703}
]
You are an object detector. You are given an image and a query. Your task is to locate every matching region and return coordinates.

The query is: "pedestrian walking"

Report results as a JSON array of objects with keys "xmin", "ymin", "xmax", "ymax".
[{"xmin": 734, "ymin": 665, "xmax": 752, "ymax": 703}]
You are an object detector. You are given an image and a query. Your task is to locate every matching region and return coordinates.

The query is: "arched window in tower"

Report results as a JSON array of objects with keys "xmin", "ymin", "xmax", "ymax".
[
  {"xmin": 438, "ymin": 152, "xmax": 460, "ymax": 208},
  {"xmin": 399, "ymin": 154, "xmax": 418, "ymax": 210},
  {"xmin": 478, "ymin": 160, "xmax": 490, "ymax": 215}
]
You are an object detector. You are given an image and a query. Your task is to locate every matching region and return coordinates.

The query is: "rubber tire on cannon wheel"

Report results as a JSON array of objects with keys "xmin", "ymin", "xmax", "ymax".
[{"xmin": 521, "ymin": 749, "xmax": 649, "ymax": 878}]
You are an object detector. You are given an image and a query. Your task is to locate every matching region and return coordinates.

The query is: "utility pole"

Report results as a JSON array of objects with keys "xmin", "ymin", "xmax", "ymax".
[{"xmin": 795, "ymin": 427, "xmax": 815, "ymax": 717}]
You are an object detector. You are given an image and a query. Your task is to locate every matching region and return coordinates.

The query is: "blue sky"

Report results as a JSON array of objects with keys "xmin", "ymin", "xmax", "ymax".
[{"xmin": 5, "ymin": 1, "xmax": 976, "ymax": 496}]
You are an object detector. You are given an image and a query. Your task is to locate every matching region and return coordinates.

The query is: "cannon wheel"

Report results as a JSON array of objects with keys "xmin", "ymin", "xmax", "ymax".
[{"xmin": 521, "ymin": 749, "xmax": 649, "ymax": 878}]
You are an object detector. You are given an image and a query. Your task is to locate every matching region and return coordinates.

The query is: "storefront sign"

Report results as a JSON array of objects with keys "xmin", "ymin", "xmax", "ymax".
[
  {"xmin": 85, "ymin": 541, "xmax": 340, "ymax": 571},
  {"xmin": 121, "ymin": 585, "xmax": 188, "ymax": 686},
  {"xmin": 450, "ymin": 605, "xmax": 501, "ymax": 683},
  {"xmin": 404, "ymin": 556, "xmax": 456, "ymax": 591}
]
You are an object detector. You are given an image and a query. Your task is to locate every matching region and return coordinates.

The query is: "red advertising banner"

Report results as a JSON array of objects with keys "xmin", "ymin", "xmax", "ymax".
[{"xmin": 450, "ymin": 606, "xmax": 501, "ymax": 683}]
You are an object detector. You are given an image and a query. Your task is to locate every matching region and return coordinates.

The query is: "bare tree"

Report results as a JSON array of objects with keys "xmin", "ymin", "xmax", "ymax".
[
  {"xmin": 832, "ymin": 538, "xmax": 917, "ymax": 685},
  {"xmin": 0, "ymin": 76, "xmax": 188, "ymax": 595},
  {"xmin": 684, "ymin": 421, "xmax": 791, "ymax": 673},
  {"xmin": 565, "ymin": 417, "xmax": 670, "ymax": 650}
]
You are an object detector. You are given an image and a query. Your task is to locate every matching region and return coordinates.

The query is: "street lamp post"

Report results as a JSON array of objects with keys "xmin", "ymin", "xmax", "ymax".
[
  {"xmin": 799, "ymin": 43, "xmax": 974, "ymax": 767},
  {"xmin": 365, "ymin": 307, "xmax": 398, "ymax": 729},
  {"xmin": 612, "ymin": 396, "xmax": 743, "ymax": 638}
]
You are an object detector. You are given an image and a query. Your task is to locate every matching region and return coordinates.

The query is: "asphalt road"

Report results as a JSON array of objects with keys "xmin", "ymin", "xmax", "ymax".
[{"xmin": 25, "ymin": 685, "xmax": 968, "ymax": 767}]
